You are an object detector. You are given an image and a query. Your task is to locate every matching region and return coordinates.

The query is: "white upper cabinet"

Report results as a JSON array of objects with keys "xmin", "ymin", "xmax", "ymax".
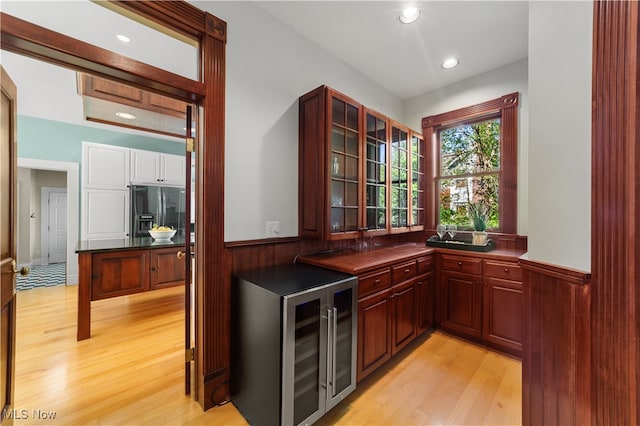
[
  {"xmin": 82, "ymin": 142, "xmax": 130, "ymax": 190},
  {"xmin": 81, "ymin": 188, "xmax": 129, "ymax": 240},
  {"xmin": 130, "ymin": 149, "xmax": 185, "ymax": 187}
]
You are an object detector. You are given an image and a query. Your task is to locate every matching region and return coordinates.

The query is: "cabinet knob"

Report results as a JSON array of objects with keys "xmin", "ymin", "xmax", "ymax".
[
  {"xmin": 374, "ymin": 279, "xmax": 381, "ymax": 285},
  {"xmin": 458, "ymin": 261, "xmax": 463, "ymax": 266},
  {"xmin": 177, "ymin": 251, "xmax": 186, "ymax": 260},
  {"xmin": 151, "ymin": 266, "xmax": 157, "ymax": 272},
  {"xmin": 404, "ymin": 268, "xmax": 411, "ymax": 274},
  {"xmin": 504, "ymin": 268, "xmax": 509, "ymax": 273}
]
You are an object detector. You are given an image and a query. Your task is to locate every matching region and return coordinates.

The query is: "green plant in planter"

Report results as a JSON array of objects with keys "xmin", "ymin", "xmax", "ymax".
[{"xmin": 468, "ymin": 202, "xmax": 488, "ymax": 232}]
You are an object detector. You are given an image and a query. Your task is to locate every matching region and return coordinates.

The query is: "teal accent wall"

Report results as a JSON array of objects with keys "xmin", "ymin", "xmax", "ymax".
[{"xmin": 18, "ymin": 115, "xmax": 184, "ymax": 163}]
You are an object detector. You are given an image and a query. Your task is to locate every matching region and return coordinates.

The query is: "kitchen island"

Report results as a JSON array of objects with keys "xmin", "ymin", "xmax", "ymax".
[{"xmin": 76, "ymin": 235, "xmax": 192, "ymax": 340}]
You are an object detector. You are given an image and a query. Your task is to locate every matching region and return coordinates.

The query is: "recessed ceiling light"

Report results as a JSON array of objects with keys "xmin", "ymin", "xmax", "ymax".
[
  {"xmin": 116, "ymin": 34, "xmax": 131, "ymax": 43},
  {"xmin": 442, "ymin": 58, "xmax": 459, "ymax": 69},
  {"xmin": 116, "ymin": 112, "xmax": 136, "ymax": 120},
  {"xmin": 399, "ymin": 7, "xmax": 421, "ymax": 24}
]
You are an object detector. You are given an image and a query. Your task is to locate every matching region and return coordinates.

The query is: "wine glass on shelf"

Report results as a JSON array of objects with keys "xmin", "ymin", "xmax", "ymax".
[
  {"xmin": 447, "ymin": 224, "xmax": 457, "ymax": 241},
  {"xmin": 436, "ymin": 224, "xmax": 446, "ymax": 240}
]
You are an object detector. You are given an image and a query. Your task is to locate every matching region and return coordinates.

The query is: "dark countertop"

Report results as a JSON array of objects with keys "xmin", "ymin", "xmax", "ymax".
[{"xmin": 76, "ymin": 234, "xmax": 194, "ymax": 253}]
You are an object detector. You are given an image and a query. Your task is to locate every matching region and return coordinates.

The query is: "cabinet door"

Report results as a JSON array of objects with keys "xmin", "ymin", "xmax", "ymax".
[
  {"xmin": 410, "ymin": 131, "xmax": 425, "ymax": 229},
  {"xmin": 483, "ymin": 276, "xmax": 523, "ymax": 353},
  {"xmin": 82, "ymin": 142, "xmax": 130, "ymax": 189},
  {"xmin": 390, "ymin": 279, "xmax": 416, "ymax": 354},
  {"xmin": 357, "ymin": 289, "xmax": 391, "ymax": 381},
  {"xmin": 416, "ymin": 271, "xmax": 435, "ymax": 335},
  {"xmin": 149, "ymin": 247, "xmax": 186, "ymax": 290},
  {"xmin": 160, "ymin": 153, "xmax": 186, "ymax": 186},
  {"xmin": 91, "ymin": 249, "xmax": 149, "ymax": 300},
  {"xmin": 81, "ymin": 189, "xmax": 129, "ymax": 240},
  {"xmin": 130, "ymin": 149, "xmax": 161, "ymax": 185},
  {"xmin": 440, "ymin": 270, "xmax": 482, "ymax": 338},
  {"xmin": 363, "ymin": 109, "xmax": 388, "ymax": 235},
  {"xmin": 390, "ymin": 122, "xmax": 410, "ymax": 231},
  {"xmin": 328, "ymin": 90, "xmax": 361, "ymax": 238}
]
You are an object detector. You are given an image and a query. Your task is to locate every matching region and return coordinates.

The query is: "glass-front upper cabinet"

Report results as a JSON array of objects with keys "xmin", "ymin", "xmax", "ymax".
[
  {"xmin": 364, "ymin": 109, "xmax": 389, "ymax": 235},
  {"xmin": 390, "ymin": 122, "xmax": 424, "ymax": 232},
  {"xmin": 299, "ymin": 86, "xmax": 362, "ymax": 240},
  {"xmin": 410, "ymin": 131, "xmax": 425, "ymax": 230},
  {"xmin": 330, "ymin": 94, "xmax": 360, "ymax": 236}
]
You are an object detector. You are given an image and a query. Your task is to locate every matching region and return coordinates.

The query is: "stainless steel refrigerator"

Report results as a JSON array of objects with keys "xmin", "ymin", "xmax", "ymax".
[{"xmin": 130, "ymin": 184, "xmax": 186, "ymax": 237}]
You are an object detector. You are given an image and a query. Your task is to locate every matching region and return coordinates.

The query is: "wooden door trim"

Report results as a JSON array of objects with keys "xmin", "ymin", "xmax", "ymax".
[{"xmin": 0, "ymin": 1, "xmax": 228, "ymax": 411}]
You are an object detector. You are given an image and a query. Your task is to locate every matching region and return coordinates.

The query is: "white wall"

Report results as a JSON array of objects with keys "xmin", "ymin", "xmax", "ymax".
[
  {"xmin": 404, "ymin": 59, "xmax": 529, "ymax": 235},
  {"xmin": 195, "ymin": 1, "xmax": 404, "ymax": 241},
  {"xmin": 526, "ymin": 1, "xmax": 592, "ymax": 272}
]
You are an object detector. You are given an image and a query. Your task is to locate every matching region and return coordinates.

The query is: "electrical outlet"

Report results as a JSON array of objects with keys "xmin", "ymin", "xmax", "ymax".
[{"xmin": 266, "ymin": 221, "xmax": 280, "ymax": 237}]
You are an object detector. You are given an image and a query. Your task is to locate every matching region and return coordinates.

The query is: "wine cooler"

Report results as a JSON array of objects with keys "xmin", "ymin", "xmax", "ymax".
[{"xmin": 232, "ymin": 263, "xmax": 358, "ymax": 426}]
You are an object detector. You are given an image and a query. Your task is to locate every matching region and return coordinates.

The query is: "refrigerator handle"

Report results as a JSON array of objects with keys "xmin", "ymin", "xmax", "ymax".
[
  {"xmin": 326, "ymin": 308, "xmax": 332, "ymax": 394},
  {"xmin": 332, "ymin": 306, "xmax": 338, "ymax": 394}
]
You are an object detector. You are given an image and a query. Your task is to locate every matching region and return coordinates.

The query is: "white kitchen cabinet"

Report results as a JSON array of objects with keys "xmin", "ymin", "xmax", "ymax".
[
  {"xmin": 81, "ymin": 189, "xmax": 129, "ymax": 240},
  {"xmin": 82, "ymin": 142, "xmax": 130, "ymax": 190},
  {"xmin": 130, "ymin": 149, "xmax": 185, "ymax": 186}
]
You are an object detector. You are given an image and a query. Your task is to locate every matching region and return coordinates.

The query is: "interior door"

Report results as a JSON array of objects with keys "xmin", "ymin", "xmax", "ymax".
[
  {"xmin": 1, "ymin": 65, "xmax": 19, "ymax": 425},
  {"xmin": 47, "ymin": 190, "xmax": 67, "ymax": 263}
]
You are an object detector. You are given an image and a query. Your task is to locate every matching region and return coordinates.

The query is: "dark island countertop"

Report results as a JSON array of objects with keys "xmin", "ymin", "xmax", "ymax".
[{"xmin": 76, "ymin": 234, "xmax": 194, "ymax": 253}]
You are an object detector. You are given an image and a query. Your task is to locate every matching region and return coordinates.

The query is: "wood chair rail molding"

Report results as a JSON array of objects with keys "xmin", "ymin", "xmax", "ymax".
[
  {"xmin": 421, "ymin": 93, "xmax": 519, "ymax": 235},
  {"xmin": 0, "ymin": 0, "xmax": 228, "ymax": 411}
]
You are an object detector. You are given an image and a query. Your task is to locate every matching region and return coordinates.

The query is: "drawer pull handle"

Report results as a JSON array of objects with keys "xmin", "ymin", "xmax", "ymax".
[
  {"xmin": 374, "ymin": 279, "xmax": 381, "ymax": 285},
  {"xmin": 458, "ymin": 261, "xmax": 463, "ymax": 266},
  {"xmin": 504, "ymin": 268, "xmax": 509, "ymax": 273},
  {"xmin": 404, "ymin": 268, "xmax": 411, "ymax": 274}
]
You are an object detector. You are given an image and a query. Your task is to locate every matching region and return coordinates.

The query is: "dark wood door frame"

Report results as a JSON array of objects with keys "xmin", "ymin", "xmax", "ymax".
[{"xmin": 1, "ymin": 1, "xmax": 228, "ymax": 410}]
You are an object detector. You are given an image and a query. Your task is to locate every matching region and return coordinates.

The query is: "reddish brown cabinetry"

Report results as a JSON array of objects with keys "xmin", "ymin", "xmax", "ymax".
[
  {"xmin": 437, "ymin": 253, "xmax": 523, "ymax": 355},
  {"xmin": 78, "ymin": 245, "xmax": 186, "ymax": 340},
  {"xmin": 91, "ymin": 249, "xmax": 150, "ymax": 300},
  {"xmin": 356, "ymin": 254, "xmax": 434, "ymax": 381},
  {"xmin": 482, "ymin": 260, "xmax": 523, "ymax": 353}
]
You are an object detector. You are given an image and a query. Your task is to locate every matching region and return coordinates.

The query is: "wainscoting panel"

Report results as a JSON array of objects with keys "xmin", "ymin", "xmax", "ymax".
[{"xmin": 520, "ymin": 259, "xmax": 591, "ymax": 426}]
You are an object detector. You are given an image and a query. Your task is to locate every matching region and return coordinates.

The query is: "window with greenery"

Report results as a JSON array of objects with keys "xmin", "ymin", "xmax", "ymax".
[
  {"xmin": 421, "ymin": 93, "xmax": 519, "ymax": 234},
  {"xmin": 438, "ymin": 117, "xmax": 500, "ymax": 229}
]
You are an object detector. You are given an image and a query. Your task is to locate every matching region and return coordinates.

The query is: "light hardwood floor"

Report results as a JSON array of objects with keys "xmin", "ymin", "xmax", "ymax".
[{"xmin": 14, "ymin": 285, "xmax": 521, "ymax": 425}]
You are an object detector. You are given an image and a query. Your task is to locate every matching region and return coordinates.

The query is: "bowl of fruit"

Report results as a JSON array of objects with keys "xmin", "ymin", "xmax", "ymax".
[{"xmin": 148, "ymin": 224, "xmax": 177, "ymax": 241}]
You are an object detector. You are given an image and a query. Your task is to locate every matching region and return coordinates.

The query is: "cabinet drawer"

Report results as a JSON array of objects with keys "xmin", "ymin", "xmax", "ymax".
[
  {"xmin": 392, "ymin": 261, "xmax": 417, "ymax": 284},
  {"xmin": 484, "ymin": 260, "xmax": 522, "ymax": 281},
  {"xmin": 359, "ymin": 269, "xmax": 391, "ymax": 298},
  {"xmin": 440, "ymin": 255, "xmax": 482, "ymax": 275},
  {"xmin": 417, "ymin": 256, "xmax": 434, "ymax": 275}
]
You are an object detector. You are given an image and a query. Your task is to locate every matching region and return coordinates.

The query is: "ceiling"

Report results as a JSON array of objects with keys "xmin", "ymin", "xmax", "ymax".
[
  {"xmin": 248, "ymin": 1, "xmax": 529, "ymax": 100},
  {"xmin": 1, "ymin": 1, "xmax": 529, "ymax": 136}
]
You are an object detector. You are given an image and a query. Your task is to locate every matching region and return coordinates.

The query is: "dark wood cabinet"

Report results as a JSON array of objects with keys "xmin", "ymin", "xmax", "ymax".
[
  {"xmin": 91, "ymin": 249, "xmax": 150, "ymax": 300},
  {"xmin": 440, "ymin": 269, "xmax": 483, "ymax": 338},
  {"xmin": 150, "ymin": 247, "xmax": 187, "ymax": 290},
  {"xmin": 299, "ymin": 86, "xmax": 424, "ymax": 241},
  {"xmin": 416, "ymin": 271, "xmax": 435, "ymax": 335},
  {"xmin": 357, "ymin": 288, "xmax": 391, "ymax": 381},
  {"xmin": 482, "ymin": 260, "xmax": 523, "ymax": 354},
  {"xmin": 390, "ymin": 279, "xmax": 416, "ymax": 354},
  {"xmin": 437, "ymin": 253, "xmax": 523, "ymax": 355}
]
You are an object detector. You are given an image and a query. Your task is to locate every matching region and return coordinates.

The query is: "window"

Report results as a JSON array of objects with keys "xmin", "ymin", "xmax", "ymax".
[
  {"xmin": 421, "ymin": 93, "xmax": 519, "ymax": 234},
  {"xmin": 438, "ymin": 117, "xmax": 501, "ymax": 229}
]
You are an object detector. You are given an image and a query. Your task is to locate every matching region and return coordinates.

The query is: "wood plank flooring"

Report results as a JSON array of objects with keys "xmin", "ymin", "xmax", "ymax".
[{"xmin": 14, "ymin": 285, "xmax": 521, "ymax": 425}]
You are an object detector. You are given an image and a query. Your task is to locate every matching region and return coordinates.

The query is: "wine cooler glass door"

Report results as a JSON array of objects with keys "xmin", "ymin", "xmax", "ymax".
[
  {"xmin": 282, "ymin": 291, "xmax": 327, "ymax": 426},
  {"xmin": 326, "ymin": 278, "xmax": 358, "ymax": 412}
]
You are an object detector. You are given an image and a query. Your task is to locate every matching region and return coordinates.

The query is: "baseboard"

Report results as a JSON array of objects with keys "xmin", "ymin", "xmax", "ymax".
[{"xmin": 66, "ymin": 273, "xmax": 79, "ymax": 285}]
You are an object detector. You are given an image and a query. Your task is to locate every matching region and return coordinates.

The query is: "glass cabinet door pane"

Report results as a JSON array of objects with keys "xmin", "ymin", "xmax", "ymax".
[
  {"xmin": 332, "ymin": 126, "xmax": 345, "ymax": 152},
  {"xmin": 345, "ymin": 157, "xmax": 358, "ymax": 180},
  {"xmin": 346, "ymin": 105, "xmax": 358, "ymax": 130},
  {"xmin": 331, "ymin": 181, "xmax": 344, "ymax": 207},
  {"xmin": 331, "ymin": 208, "xmax": 344, "ymax": 233},
  {"xmin": 346, "ymin": 131, "xmax": 358, "ymax": 156},
  {"xmin": 332, "ymin": 98, "xmax": 345, "ymax": 126},
  {"xmin": 345, "ymin": 183, "xmax": 358, "ymax": 207},
  {"xmin": 293, "ymin": 298, "xmax": 321, "ymax": 425},
  {"xmin": 345, "ymin": 209, "xmax": 358, "ymax": 232}
]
